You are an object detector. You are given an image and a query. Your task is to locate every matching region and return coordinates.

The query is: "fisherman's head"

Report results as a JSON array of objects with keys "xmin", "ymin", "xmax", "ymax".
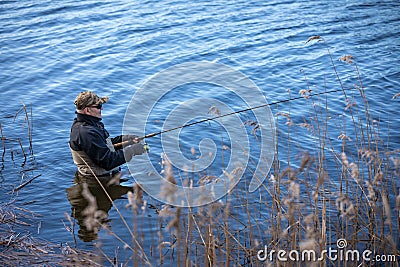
[{"xmin": 74, "ymin": 91, "xmax": 108, "ymax": 119}]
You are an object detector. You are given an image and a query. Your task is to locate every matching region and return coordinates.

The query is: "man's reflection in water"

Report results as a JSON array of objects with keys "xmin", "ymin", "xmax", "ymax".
[{"xmin": 66, "ymin": 172, "xmax": 133, "ymax": 242}]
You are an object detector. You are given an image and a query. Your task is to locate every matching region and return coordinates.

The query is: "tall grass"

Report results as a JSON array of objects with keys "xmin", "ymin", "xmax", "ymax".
[{"xmin": 68, "ymin": 37, "xmax": 400, "ymax": 266}]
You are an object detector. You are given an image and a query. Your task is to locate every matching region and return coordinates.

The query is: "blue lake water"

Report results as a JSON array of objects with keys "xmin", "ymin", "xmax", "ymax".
[{"xmin": 1, "ymin": 0, "xmax": 399, "ymax": 264}]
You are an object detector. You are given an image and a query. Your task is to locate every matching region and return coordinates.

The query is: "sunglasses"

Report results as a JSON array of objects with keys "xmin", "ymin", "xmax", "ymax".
[{"xmin": 89, "ymin": 104, "xmax": 102, "ymax": 109}]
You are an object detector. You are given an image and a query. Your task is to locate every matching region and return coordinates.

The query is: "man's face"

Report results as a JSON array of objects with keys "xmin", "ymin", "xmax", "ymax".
[{"xmin": 85, "ymin": 104, "xmax": 102, "ymax": 118}]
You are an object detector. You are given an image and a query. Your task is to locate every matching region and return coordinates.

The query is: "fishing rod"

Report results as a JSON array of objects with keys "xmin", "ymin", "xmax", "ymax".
[{"xmin": 114, "ymin": 87, "xmax": 350, "ymax": 148}]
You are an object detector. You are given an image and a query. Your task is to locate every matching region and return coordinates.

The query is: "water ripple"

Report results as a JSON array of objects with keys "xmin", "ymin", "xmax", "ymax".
[{"xmin": 0, "ymin": 0, "xmax": 399, "ymax": 253}]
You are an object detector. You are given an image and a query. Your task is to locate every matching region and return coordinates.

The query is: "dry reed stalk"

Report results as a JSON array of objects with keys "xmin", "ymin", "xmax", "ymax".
[
  {"xmin": 11, "ymin": 174, "xmax": 41, "ymax": 193},
  {"xmin": 20, "ymin": 102, "xmax": 33, "ymax": 156},
  {"xmin": 0, "ymin": 122, "xmax": 5, "ymax": 165}
]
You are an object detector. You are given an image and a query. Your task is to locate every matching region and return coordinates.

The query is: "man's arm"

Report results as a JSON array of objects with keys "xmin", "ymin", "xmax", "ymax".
[{"xmin": 81, "ymin": 130, "xmax": 127, "ymax": 171}]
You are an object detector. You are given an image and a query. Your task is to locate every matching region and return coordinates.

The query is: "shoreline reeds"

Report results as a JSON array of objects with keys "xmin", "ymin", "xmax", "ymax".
[
  {"xmin": 0, "ymin": 104, "xmax": 100, "ymax": 266},
  {"xmin": 1, "ymin": 36, "xmax": 399, "ymax": 266}
]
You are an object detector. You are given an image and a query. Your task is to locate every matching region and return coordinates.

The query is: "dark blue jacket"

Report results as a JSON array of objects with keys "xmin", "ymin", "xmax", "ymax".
[{"xmin": 69, "ymin": 113, "xmax": 126, "ymax": 171}]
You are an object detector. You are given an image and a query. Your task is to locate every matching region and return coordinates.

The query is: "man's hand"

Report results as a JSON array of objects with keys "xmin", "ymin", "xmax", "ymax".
[
  {"xmin": 122, "ymin": 134, "xmax": 141, "ymax": 145},
  {"xmin": 124, "ymin": 143, "xmax": 149, "ymax": 161}
]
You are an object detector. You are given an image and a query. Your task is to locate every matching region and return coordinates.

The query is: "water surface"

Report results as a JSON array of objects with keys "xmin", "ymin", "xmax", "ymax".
[{"xmin": 1, "ymin": 0, "xmax": 399, "ymax": 263}]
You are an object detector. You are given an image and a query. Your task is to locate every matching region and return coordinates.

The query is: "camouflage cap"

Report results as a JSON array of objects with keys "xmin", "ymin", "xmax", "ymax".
[{"xmin": 74, "ymin": 91, "xmax": 109, "ymax": 110}]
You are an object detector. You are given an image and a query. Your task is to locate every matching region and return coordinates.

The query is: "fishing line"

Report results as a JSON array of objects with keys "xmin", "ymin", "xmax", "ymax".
[
  {"xmin": 116, "ymin": 87, "xmax": 350, "ymax": 147},
  {"xmin": 142, "ymin": 88, "xmax": 349, "ymax": 138}
]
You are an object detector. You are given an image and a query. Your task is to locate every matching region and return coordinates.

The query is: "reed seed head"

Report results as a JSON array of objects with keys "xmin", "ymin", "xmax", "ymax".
[
  {"xmin": 208, "ymin": 106, "xmax": 221, "ymax": 116},
  {"xmin": 299, "ymin": 89, "xmax": 312, "ymax": 99},
  {"xmin": 339, "ymin": 55, "xmax": 354, "ymax": 64},
  {"xmin": 305, "ymin": 36, "xmax": 322, "ymax": 44}
]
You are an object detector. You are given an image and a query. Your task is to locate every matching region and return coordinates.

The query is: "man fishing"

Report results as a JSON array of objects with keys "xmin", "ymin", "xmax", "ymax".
[{"xmin": 69, "ymin": 91, "xmax": 148, "ymax": 180}]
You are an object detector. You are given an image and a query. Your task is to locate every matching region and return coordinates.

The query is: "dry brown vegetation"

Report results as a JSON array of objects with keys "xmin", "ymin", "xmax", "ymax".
[
  {"xmin": 1, "ymin": 37, "xmax": 399, "ymax": 266},
  {"xmin": 71, "ymin": 37, "xmax": 399, "ymax": 266},
  {"xmin": 0, "ymin": 104, "xmax": 100, "ymax": 266}
]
